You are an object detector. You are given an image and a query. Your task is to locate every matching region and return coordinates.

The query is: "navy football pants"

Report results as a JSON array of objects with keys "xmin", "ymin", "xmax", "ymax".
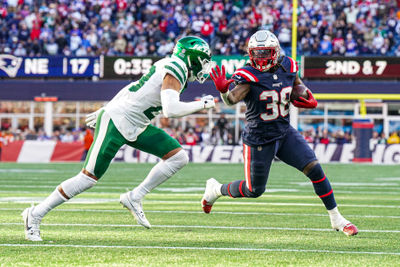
[{"xmin": 221, "ymin": 126, "xmax": 337, "ymax": 210}]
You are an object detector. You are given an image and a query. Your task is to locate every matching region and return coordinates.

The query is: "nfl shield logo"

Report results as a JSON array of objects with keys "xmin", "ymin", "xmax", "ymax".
[{"xmin": 273, "ymin": 74, "xmax": 278, "ymax": 80}]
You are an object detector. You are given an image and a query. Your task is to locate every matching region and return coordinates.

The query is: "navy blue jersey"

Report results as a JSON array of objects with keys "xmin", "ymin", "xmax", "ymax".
[{"xmin": 232, "ymin": 56, "xmax": 298, "ymax": 146}]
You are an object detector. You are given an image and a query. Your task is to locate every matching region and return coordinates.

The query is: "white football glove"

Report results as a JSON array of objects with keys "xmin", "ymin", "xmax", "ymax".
[
  {"xmin": 85, "ymin": 108, "xmax": 103, "ymax": 129},
  {"xmin": 201, "ymin": 95, "xmax": 215, "ymax": 109}
]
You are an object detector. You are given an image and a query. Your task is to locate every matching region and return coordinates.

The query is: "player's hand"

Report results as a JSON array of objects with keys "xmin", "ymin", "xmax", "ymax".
[
  {"xmin": 201, "ymin": 95, "xmax": 215, "ymax": 109},
  {"xmin": 85, "ymin": 108, "xmax": 103, "ymax": 129},
  {"xmin": 209, "ymin": 65, "xmax": 234, "ymax": 93},
  {"xmin": 292, "ymin": 90, "xmax": 318, "ymax": 109}
]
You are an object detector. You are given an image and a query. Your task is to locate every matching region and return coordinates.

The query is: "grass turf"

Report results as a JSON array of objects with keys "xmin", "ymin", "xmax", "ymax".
[{"xmin": 0, "ymin": 162, "xmax": 399, "ymax": 266}]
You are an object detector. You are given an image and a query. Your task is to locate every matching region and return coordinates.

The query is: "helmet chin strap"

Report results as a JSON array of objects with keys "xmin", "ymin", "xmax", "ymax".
[{"xmin": 186, "ymin": 56, "xmax": 196, "ymax": 82}]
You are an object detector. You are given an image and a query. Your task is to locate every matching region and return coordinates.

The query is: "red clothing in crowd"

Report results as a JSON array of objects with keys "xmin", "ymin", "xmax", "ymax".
[
  {"xmin": 116, "ymin": 0, "xmax": 127, "ymax": 11},
  {"xmin": 320, "ymin": 137, "xmax": 330, "ymax": 145},
  {"xmin": 201, "ymin": 21, "xmax": 214, "ymax": 37},
  {"xmin": 185, "ymin": 134, "xmax": 198, "ymax": 146},
  {"xmin": 159, "ymin": 19, "xmax": 168, "ymax": 33},
  {"xmin": 0, "ymin": 6, "xmax": 7, "ymax": 18},
  {"xmin": 30, "ymin": 14, "xmax": 42, "ymax": 40},
  {"xmin": 84, "ymin": 129, "xmax": 94, "ymax": 151},
  {"xmin": 218, "ymin": 19, "xmax": 227, "ymax": 32}
]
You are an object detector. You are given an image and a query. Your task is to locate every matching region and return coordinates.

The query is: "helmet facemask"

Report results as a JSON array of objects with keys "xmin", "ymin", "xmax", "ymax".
[
  {"xmin": 187, "ymin": 56, "xmax": 216, "ymax": 83},
  {"xmin": 249, "ymin": 47, "xmax": 278, "ymax": 72}
]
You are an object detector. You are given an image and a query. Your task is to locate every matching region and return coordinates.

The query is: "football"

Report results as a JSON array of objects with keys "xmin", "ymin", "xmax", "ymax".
[{"xmin": 290, "ymin": 84, "xmax": 308, "ymax": 102}]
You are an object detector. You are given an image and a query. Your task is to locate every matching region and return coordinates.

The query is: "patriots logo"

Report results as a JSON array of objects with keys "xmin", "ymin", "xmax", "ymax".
[{"xmin": 0, "ymin": 54, "xmax": 23, "ymax": 77}]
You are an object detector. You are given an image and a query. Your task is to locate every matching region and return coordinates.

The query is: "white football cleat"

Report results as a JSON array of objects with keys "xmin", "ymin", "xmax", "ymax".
[
  {"xmin": 331, "ymin": 215, "xmax": 358, "ymax": 236},
  {"xmin": 201, "ymin": 178, "xmax": 222, "ymax": 214},
  {"xmin": 21, "ymin": 206, "xmax": 43, "ymax": 241},
  {"xmin": 120, "ymin": 192, "xmax": 151, "ymax": 229}
]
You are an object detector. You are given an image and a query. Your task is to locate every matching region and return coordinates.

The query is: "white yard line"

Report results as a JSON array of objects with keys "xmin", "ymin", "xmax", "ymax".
[
  {"xmin": 0, "ymin": 243, "xmax": 399, "ymax": 256},
  {"xmin": 374, "ymin": 177, "xmax": 400, "ymax": 181},
  {"xmin": 1, "ymin": 208, "xmax": 400, "ymax": 219},
  {"xmin": 2, "ymin": 222, "xmax": 400, "ymax": 233},
  {"xmin": 294, "ymin": 182, "xmax": 399, "ymax": 187},
  {"xmin": 1, "ymin": 189, "xmax": 400, "ymax": 196},
  {"xmin": 1, "ymin": 197, "xmax": 399, "ymax": 208},
  {"xmin": 0, "ymin": 169, "xmax": 59, "ymax": 173}
]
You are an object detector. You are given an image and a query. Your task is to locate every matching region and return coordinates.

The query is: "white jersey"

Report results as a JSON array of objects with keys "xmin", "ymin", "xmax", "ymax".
[{"xmin": 104, "ymin": 55, "xmax": 188, "ymax": 141}]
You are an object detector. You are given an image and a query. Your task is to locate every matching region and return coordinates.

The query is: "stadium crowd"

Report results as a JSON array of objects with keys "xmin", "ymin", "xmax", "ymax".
[{"xmin": 0, "ymin": 0, "xmax": 400, "ymax": 57}]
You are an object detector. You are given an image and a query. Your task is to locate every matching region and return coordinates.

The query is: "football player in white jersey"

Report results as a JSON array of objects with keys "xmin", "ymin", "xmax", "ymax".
[{"xmin": 22, "ymin": 36, "xmax": 216, "ymax": 241}]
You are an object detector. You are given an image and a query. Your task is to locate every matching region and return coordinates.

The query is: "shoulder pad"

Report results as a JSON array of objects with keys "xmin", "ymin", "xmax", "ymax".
[
  {"xmin": 282, "ymin": 56, "xmax": 298, "ymax": 73},
  {"xmin": 232, "ymin": 66, "xmax": 259, "ymax": 83},
  {"xmin": 164, "ymin": 58, "xmax": 188, "ymax": 86}
]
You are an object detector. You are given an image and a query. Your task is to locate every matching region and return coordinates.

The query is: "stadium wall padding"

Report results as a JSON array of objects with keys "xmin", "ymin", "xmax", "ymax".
[
  {"xmin": 0, "ymin": 80, "xmax": 399, "ymax": 101},
  {"xmin": 2, "ymin": 142, "xmax": 399, "ymax": 164}
]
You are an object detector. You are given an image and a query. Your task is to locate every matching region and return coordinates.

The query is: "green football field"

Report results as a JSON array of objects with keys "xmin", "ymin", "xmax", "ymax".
[{"xmin": 0, "ymin": 162, "xmax": 399, "ymax": 266}]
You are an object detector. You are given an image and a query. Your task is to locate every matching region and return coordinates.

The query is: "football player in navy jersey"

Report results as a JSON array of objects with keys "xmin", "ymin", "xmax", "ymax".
[{"xmin": 201, "ymin": 30, "xmax": 358, "ymax": 236}]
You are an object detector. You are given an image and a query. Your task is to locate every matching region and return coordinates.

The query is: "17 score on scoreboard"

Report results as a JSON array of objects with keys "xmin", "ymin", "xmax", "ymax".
[
  {"xmin": 62, "ymin": 57, "xmax": 100, "ymax": 77},
  {"xmin": 303, "ymin": 57, "xmax": 400, "ymax": 79}
]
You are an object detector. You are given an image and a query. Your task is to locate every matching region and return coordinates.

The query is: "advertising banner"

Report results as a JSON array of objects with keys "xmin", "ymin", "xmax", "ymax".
[
  {"xmin": 303, "ymin": 56, "xmax": 400, "ymax": 79},
  {"xmin": 0, "ymin": 54, "xmax": 100, "ymax": 78},
  {"xmin": 2, "ymin": 142, "xmax": 400, "ymax": 164},
  {"xmin": 113, "ymin": 144, "xmax": 400, "ymax": 164}
]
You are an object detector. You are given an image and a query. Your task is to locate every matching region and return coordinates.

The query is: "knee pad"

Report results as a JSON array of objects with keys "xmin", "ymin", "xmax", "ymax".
[
  {"xmin": 306, "ymin": 162, "xmax": 325, "ymax": 181},
  {"xmin": 60, "ymin": 172, "xmax": 97, "ymax": 199},
  {"xmin": 163, "ymin": 149, "xmax": 189, "ymax": 176}
]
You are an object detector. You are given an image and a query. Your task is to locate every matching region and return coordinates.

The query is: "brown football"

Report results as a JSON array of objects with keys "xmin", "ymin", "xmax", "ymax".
[{"xmin": 290, "ymin": 84, "xmax": 308, "ymax": 102}]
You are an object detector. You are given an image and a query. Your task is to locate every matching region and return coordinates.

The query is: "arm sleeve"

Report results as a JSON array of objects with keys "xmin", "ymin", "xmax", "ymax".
[
  {"xmin": 220, "ymin": 91, "xmax": 233, "ymax": 106},
  {"xmin": 161, "ymin": 89, "xmax": 204, "ymax": 118}
]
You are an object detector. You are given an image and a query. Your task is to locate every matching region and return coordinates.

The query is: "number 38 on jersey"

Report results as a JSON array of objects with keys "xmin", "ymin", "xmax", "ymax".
[{"xmin": 259, "ymin": 87, "xmax": 291, "ymax": 121}]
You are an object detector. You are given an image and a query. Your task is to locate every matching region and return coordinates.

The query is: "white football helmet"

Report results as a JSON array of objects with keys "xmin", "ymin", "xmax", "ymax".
[{"xmin": 247, "ymin": 30, "xmax": 281, "ymax": 72}]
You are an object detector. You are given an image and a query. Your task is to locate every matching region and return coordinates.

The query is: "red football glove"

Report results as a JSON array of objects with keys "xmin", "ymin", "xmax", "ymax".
[
  {"xmin": 292, "ymin": 90, "xmax": 318, "ymax": 109},
  {"xmin": 209, "ymin": 65, "xmax": 234, "ymax": 93}
]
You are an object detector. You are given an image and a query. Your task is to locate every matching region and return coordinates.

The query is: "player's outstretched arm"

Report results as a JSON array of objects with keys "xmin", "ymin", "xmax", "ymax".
[
  {"xmin": 292, "ymin": 74, "xmax": 318, "ymax": 109},
  {"xmin": 161, "ymin": 74, "xmax": 215, "ymax": 118},
  {"xmin": 210, "ymin": 65, "xmax": 250, "ymax": 106}
]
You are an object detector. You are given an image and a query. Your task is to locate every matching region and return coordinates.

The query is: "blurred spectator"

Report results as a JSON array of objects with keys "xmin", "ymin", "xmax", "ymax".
[
  {"xmin": 303, "ymin": 130, "xmax": 314, "ymax": 143},
  {"xmin": 344, "ymin": 5, "xmax": 359, "ymax": 25},
  {"xmin": 157, "ymin": 39, "xmax": 174, "ymax": 56},
  {"xmin": 345, "ymin": 33, "xmax": 358, "ymax": 56},
  {"xmin": 372, "ymin": 32, "xmax": 385, "ymax": 54},
  {"xmin": 332, "ymin": 30, "xmax": 345, "ymax": 55},
  {"xmin": 174, "ymin": 126, "xmax": 185, "ymax": 144},
  {"xmin": 379, "ymin": 132, "xmax": 387, "ymax": 144},
  {"xmin": 200, "ymin": 16, "xmax": 214, "ymax": 43},
  {"xmin": 334, "ymin": 130, "xmax": 348, "ymax": 145},
  {"xmin": 320, "ymin": 129, "xmax": 330, "ymax": 145},
  {"xmin": 216, "ymin": 113, "xmax": 228, "ymax": 141},
  {"xmin": 114, "ymin": 34, "xmax": 127, "ymax": 54},
  {"xmin": 60, "ymin": 131, "xmax": 74, "ymax": 143},
  {"xmin": 319, "ymin": 35, "xmax": 332, "ymax": 55},
  {"xmin": 0, "ymin": 131, "xmax": 3, "ymax": 161},
  {"xmin": 387, "ymin": 132, "xmax": 400, "ymax": 144},
  {"xmin": 81, "ymin": 128, "xmax": 93, "ymax": 161},
  {"xmin": 278, "ymin": 24, "xmax": 291, "ymax": 48},
  {"xmin": 185, "ymin": 128, "xmax": 198, "ymax": 146}
]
